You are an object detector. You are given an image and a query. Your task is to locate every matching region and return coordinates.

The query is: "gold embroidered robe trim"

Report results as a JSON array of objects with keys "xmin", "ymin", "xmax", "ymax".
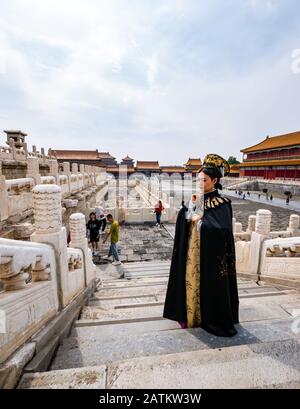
[{"xmin": 185, "ymin": 221, "xmax": 201, "ymax": 328}]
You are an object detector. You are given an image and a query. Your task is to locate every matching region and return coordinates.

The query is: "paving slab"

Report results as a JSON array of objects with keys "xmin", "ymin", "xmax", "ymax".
[
  {"xmin": 50, "ymin": 317, "xmax": 300, "ymax": 370},
  {"xmin": 106, "ymin": 338, "xmax": 300, "ymax": 389},
  {"xmin": 18, "ymin": 366, "xmax": 106, "ymax": 389}
]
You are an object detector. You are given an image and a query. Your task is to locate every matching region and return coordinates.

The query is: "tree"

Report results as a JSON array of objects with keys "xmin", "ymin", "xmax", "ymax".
[{"xmin": 228, "ymin": 156, "xmax": 240, "ymax": 165}]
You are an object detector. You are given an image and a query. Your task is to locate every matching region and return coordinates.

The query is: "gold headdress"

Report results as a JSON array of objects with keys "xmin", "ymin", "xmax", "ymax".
[{"xmin": 200, "ymin": 153, "xmax": 230, "ymax": 177}]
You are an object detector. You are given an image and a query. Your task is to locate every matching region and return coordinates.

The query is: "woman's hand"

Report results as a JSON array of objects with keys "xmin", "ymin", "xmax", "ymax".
[{"xmin": 192, "ymin": 214, "xmax": 202, "ymax": 223}]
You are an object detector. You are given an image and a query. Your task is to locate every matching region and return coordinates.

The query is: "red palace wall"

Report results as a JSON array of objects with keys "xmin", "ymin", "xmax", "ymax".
[{"xmin": 241, "ymin": 168, "xmax": 300, "ymax": 179}]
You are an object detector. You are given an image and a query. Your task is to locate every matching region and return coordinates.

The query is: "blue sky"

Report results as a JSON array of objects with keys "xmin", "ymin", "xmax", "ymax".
[{"xmin": 1, "ymin": 0, "xmax": 300, "ymax": 165}]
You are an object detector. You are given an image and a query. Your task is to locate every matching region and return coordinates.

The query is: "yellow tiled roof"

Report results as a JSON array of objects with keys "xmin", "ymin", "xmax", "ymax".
[
  {"xmin": 241, "ymin": 131, "xmax": 300, "ymax": 153},
  {"xmin": 185, "ymin": 158, "xmax": 202, "ymax": 166},
  {"xmin": 136, "ymin": 161, "xmax": 160, "ymax": 169},
  {"xmin": 53, "ymin": 150, "xmax": 99, "ymax": 160}
]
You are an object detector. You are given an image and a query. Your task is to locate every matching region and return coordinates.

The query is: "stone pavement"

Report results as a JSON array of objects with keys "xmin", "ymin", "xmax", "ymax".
[
  {"xmin": 92, "ymin": 224, "xmax": 174, "ymax": 264},
  {"xmin": 19, "ymin": 261, "xmax": 300, "ymax": 389},
  {"xmin": 225, "ymin": 189, "xmax": 300, "ymax": 215}
]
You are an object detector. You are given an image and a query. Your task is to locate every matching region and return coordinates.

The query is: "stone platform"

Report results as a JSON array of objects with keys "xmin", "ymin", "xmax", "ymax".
[{"xmin": 18, "ymin": 261, "xmax": 300, "ymax": 389}]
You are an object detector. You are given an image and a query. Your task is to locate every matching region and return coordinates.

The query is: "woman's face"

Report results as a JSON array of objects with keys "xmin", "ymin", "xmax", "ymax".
[
  {"xmin": 91, "ymin": 214, "xmax": 96, "ymax": 220},
  {"xmin": 199, "ymin": 172, "xmax": 218, "ymax": 193}
]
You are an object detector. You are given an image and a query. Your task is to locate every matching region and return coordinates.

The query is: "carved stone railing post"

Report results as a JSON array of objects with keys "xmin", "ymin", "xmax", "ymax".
[
  {"xmin": 63, "ymin": 162, "xmax": 71, "ymax": 194},
  {"xmin": 255, "ymin": 209, "xmax": 272, "ymax": 235},
  {"xmin": 30, "ymin": 184, "xmax": 68, "ymax": 308},
  {"xmin": 69, "ymin": 213, "xmax": 95, "ymax": 285},
  {"xmin": 247, "ymin": 215, "xmax": 256, "ymax": 234},
  {"xmin": 234, "ymin": 222, "xmax": 243, "ymax": 233},
  {"xmin": 26, "ymin": 156, "xmax": 41, "ymax": 184},
  {"xmin": 232, "ymin": 217, "xmax": 236, "ymax": 232},
  {"xmin": 48, "ymin": 159, "xmax": 59, "ymax": 184},
  {"xmin": 72, "ymin": 163, "xmax": 78, "ymax": 175},
  {"xmin": 248, "ymin": 209, "xmax": 272, "ymax": 277},
  {"xmin": 0, "ymin": 162, "xmax": 9, "ymax": 221},
  {"xmin": 287, "ymin": 214, "xmax": 300, "ymax": 237},
  {"xmin": 41, "ymin": 147, "xmax": 45, "ymax": 163}
]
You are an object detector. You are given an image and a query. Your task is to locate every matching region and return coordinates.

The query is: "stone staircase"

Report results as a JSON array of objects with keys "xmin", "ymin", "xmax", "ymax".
[{"xmin": 18, "ymin": 261, "xmax": 300, "ymax": 389}]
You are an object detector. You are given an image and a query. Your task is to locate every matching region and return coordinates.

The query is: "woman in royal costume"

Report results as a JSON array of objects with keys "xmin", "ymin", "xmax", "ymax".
[{"xmin": 163, "ymin": 154, "xmax": 239, "ymax": 337}]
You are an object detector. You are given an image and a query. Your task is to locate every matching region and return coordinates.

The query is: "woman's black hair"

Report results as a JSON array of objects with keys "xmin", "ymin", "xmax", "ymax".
[
  {"xmin": 89, "ymin": 212, "xmax": 96, "ymax": 218},
  {"xmin": 200, "ymin": 167, "xmax": 223, "ymax": 190}
]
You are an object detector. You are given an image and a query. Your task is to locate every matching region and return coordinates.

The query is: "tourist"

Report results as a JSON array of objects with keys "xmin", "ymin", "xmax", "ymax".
[
  {"xmin": 103, "ymin": 214, "xmax": 121, "ymax": 265},
  {"xmin": 270, "ymin": 194, "xmax": 273, "ymax": 201},
  {"xmin": 163, "ymin": 154, "xmax": 239, "ymax": 337},
  {"xmin": 95, "ymin": 204, "xmax": 107, "ymax": 234},
  {"xmin": 154, "ymin": 200, "xmax": 164, "ymax": 226},
  {"xmin": 286, "ymin": 197, "xmax": 290, "ymax": 205},
  {"xmin": 86, "ymin": 212, "xmax": 101, "ymax": 255},
  {"xmin": 258, "ymin": 193, "xmax": 261, "ymax": 199}
]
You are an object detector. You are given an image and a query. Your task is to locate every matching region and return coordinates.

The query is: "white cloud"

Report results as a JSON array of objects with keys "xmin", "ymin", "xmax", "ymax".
[{"xmin": 0, "ymin": 0, "xmax": 299, "ymax": 165}]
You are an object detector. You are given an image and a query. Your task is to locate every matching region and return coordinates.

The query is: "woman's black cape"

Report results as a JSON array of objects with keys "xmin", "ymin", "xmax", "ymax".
[{"xmin": 163, "ymin": 190, "xmax": 239, "ymax": 337}]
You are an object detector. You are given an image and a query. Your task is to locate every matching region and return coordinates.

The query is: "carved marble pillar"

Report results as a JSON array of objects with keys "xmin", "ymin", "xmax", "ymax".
[
  {"xmin": 69, "ymin": 212, "xmax": 95, "ymax": 285},
  {"xmin": 30, "ymin": 184, "xmax": 68, "ymax": 308}
]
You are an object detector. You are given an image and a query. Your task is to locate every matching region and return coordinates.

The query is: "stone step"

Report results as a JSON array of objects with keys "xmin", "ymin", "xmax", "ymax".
[
  {"xmin": 93, "ymin": 285, "xmax": 167, "ymax": 298},
  {"xmin": 88, "ymin": 295, "xmax": 161, "ymax": 308},
  {"xmin": 125, "ymin": 271, "xmax": 169, "ymax": 279},
  {"xmin": 98, "ymin": 278, "xmax": 168, "ymax": 288},
  {"xmin": 19, "ymin": 338, "xmax": 300, "ymax": 388},
  {"xmin": 93, "ymin": 284, "xmax": 292, "ymax": 304},
  {"xmin": 99, "ymin": 276, "xmax": 168, "ymax": 285},
  {"xmin": 71, "ymin": 319, "xmax": 180, "ymax": 340},
  {"xmin": 50, "ymin": 316, "xmax": 300, "ymax": 370},
  {"xmin": 77, "ymin": 297, "xmax": 291, "ymax": 325},
  {"xmin": 89, "ymin": 290, "xmax": 293, "ymax": 309}
]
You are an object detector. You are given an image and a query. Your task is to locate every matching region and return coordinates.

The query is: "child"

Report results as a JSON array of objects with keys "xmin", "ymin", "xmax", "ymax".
[{"xmin": 86, "ymin": 212, "xmax": 101, "ymax": 255}]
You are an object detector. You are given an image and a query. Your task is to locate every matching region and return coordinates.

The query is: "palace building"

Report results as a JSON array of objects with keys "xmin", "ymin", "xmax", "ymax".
[
  {"xmin": 50, "ymin": 149, "xmax": 118, "ymax": 168},
  {"xmin": 49, "ymin": 146, "xmax": 204, "ymax": 178},
  {"xmin": 239, "ymin": 131, "xmax": 300, "ymax": 179}
]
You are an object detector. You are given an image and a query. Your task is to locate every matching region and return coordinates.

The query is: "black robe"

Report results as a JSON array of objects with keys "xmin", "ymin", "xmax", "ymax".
[{"xmin": 163, "ymin": 190, "xmax": 239, "ymax": 337}]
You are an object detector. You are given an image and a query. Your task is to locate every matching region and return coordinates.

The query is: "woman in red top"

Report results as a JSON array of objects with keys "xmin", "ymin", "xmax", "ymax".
[{"xmin": 154, "ymin": 200, "xmax": 164, "ymax": 226}]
